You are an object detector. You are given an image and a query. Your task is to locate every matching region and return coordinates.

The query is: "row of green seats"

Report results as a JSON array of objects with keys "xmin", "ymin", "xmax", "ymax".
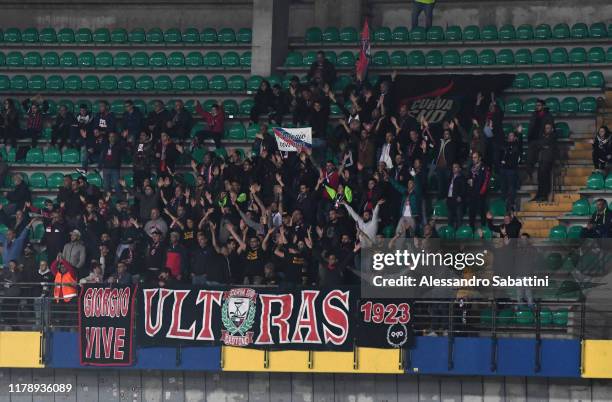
[
  {"xmin": 585, "ymin": 171, "xmax": 612, "ymax": 190},
  {"xmin": 435, "ymin": 225, "xmax": 493, "ymax": 240},
  {"xmin": 0, "ymin": 74, "xmax": 257, "ymax": 92},
  {"xmin": 0, "ymin": 50, "xmax": 251, "ymax": 69},
  {"xmin": 504, "ymin": 96, "xmax": 597, "ymax": 114},
  {"xmin": 285, "ymin": 47, "xmax": 612, "ymax": 67},
  {"xmin": 570, "ymin": 199, "xmax": 602, "ymax": 216},
  {"xmin": 512, "ymin": 71, "xmax": 605, "ymax": 89},
  {"xmin": 0, "ymin": 27, "xmax": 251, "ymax": 44},
  {"xmin": 304, "ymin": 22, "xmax": 609, "ymax": 43},
  {"xmin": 22, "ymin": 147, "xmax": 79, "ymax": 164},
  {"xmin": 549, "ymin": 225, "xmax": 585, "ymax": 240},
  {"xmin": 433, "ymin": 199, "xmax": 507, "ymax": 220},
  {"xmin": 480, "ymin": 308, "xmax": 569, "ymax": 326},
  {"xmin": 3, "ymin": 171, "xmax": 102, "ymax": 189}
]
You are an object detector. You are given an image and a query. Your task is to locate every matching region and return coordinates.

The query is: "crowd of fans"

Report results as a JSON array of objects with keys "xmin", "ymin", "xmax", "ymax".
[{"xmin": 0, "ymin": 50, "xmax": 604, "ymax": 315}]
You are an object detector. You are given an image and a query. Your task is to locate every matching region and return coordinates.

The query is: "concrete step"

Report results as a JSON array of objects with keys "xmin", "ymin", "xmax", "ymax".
[
  {"xmin": 568, "ymin": 149, "xmax": 592, "ymax": 159},
  {"xmin": 521, "ymin": 201, "xmax": 573, "ymax": 212},
  {"xmin": 519, "ymin": 219, "xmax": 559, "ymax": 229},
  {"xmin": 562, "ymin": 176, "xmax": 588, "ymax": 186},
  {"xmin": 562, "ymin": 166, "xmax": 594, "ymax": 177},
  {"xmin": 572, "ymin": 141, "xmax": 592, "ymax": 151},
  {"xmin": 523, "ymin": 228, "xmax": 554, "ymax": 238},
  {"xmin": 516, "ymin": 211, "xmax": 563, "ymax": 218}
]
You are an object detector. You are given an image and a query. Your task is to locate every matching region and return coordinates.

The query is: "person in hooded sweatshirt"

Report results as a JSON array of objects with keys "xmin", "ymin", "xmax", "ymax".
[
  {"xmin": 592, "ymin": 126, "xmax": 612, "ymax": 172},
  {"xmin": 62, "ymin": 229, "xmax": 87, "ymax": 272}
]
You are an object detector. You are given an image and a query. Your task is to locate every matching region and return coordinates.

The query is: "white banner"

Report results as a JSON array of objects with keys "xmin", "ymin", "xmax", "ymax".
[{"xmin": 273, "ymin": 127, "xmax": 312, "ymax": 152}]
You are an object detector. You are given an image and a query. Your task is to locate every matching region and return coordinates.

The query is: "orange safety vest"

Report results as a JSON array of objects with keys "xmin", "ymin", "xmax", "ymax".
[{"xmin": 53, "ymin": 271, "xmax": 77, "ymax": 303}]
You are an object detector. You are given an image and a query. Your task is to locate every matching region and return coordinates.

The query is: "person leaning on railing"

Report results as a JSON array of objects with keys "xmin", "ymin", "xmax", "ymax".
[{"xmin": 50, "ymin": 254, "xmax": 77, "ymax": 303}]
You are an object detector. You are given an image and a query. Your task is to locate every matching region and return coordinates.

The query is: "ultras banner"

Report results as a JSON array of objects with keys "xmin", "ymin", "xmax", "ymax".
[
  {"xmin": 391, "ymin": 74, "xmax": 515, "ymax": 125},
  {"xmin": 78, "ymin": 284, "xmax": 137, "ymax": 366},
  {"xmin": 138, "ymin": 287, "xmax": 412, "ymax": 350}
]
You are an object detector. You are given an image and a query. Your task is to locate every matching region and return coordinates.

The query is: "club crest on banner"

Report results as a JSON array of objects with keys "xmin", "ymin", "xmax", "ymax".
[{"xmin": 221, "ymin": 288, "xmax": 257, "ymax": 346}]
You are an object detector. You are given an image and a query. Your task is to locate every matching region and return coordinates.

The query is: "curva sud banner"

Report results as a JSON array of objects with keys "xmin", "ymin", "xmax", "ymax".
[
  {"xmin": 390, "ymin": 74, "xmax": 515, "ymax": 125},
  {"xmin": 78, "ymin": 284, "xmax": 137, "ymax": 366},
  {"xmin": 139, "ymin": 287, "xmax": 357, "ymax": 350}
]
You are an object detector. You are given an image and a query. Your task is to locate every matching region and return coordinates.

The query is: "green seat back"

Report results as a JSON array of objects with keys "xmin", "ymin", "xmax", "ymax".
[
  {"xmin": 425, "ymin": 50, "xmax": 442, "ymax": 66},
  {"xmin": 118, "ymin": 76, "xmax": 136, "ymax": 91},
  {"xmin": 92, "ymin": 28, "xmax": 110, "ymax": 43},
  {"xmin": 553, "ymin": 309, "xmax": 569, "ymax": 326},
  {"xmin": 549, "ymin": 72, "xmax": 567, "ymax": 88},
  {"xmin": 24, "ymin": 51, "xmax": 42, "ymax": 67},
  {"xmin": 129, "ymin": 28, "xmax": 146, "ymax": 43},
  {"xmin": 532, "ymin": 48, "xmax": 550, "ymax": 64},
  {"xmin": 154, "ymin": 75, "xmax": 172, "ymax": 91},
  {"xmin": 39, "ymin": 28, "xmax": 57, "ymax": 43},
  {"xmin": 29, "ymin": 173, "xmax": 47, "ymax": 189},
  {"xmin": 149, "ymin": 52, "xmax": 167, "ymax": 67},
  {"xmin": 544, "ymin": 97, "xmax": 560, "ymax": 113},
  {"xmin": 372, "ymin": 51, "xmax": 390, "ymax": 66},
  {"xmin": 551, "ymin": 47, "xmax": 568, "ymax": 64},
  {"xmin": 186, "ymin": 51, "xmax": 203, "ymax": 67},
  {"xmin": 489, "ymin": 199, "xmax": 506, "ymax": 216},
  {"xmin": 322, "ymin": 27, "xmax": 339, "ymax": 43},
  {"xmin": 305, "ymin": 27, "xmax": 322, "ymax": 43},
  {"xmin": 445, "ymin": 25, "xmax": 462, "ymax": 41},
  {"xmin": 22, "ymin": 28, "xmax": 39, "ymax": 43},
  {"xmin": 222, "ymin": 51, "xmax": 240, "ymax": 67},
  {"xmin": 442, "ymin": 50, "xmax": 460, "ymax": 66},
  {"xmin": 391, "ymin": 26, "xmax": 409, "ymax": 42},
  {"xmin": 26, "ymin": 148, "xmax": 43, "ymax": 163},
  {"xmin": 505, "ymin": 98, "xmax": 522, "ymax": 114},
  {"xmin": 82, "ymin": 75, "xmax": 99, "ymax": 91},
  {"xmin": 463, "ymin": 25, "xmax": 480, "ymax": 40},
  {"xmin": 3, "ymin": 28, "xmax": 21, "ymax": 43},
  {"xmin": 78, "ymin": 52, "xmax": 95, "ymax": 68},
  {"xmin": 567, "ymin": 72, "xmax": 585, "ymax": 88},
  {"xmin": 516, "ymin": 24, "xmax": 534, "ymax": 40},
  {"xmin": 515, "ymin": 48, "xmax": 532, "ymax": 64},
  {"xmin": 567, "ymin": 226, "xmax": 583, "ymax": 240},
  {"xmin": 42, "ymin": 51, "xmax": 59, "ymax": 67},
  {"xmin": 515, "ymin": 309, "xmax": 535, "ymax": 325},
  {"xmin": 6, "ymin": 51, "xmax": 23, "ymax": 66},
  {"xmin": 410, "ymin": 27, "xmax": 426, "ymax": 41},
  {"xmin": 339, "ymin": 27, "xmax": 358, "ymax": 42},
  {"xmin": 110, "ymin": 100, "xmax": 124, "ymax": 114},
  {"xmin": 167, "ymin": 52, "xmax": 185, "ymax": 67},
  {"xmin": 496, "ymin": 49, "xmax": 514, "ymax": 65},
  {"xmin": 173, "ymin": 75, "xmax": 190, "ymax": 91},
  {"xmin": 455, "ymin": 225, "xmax": 474, "ymax": 240},
  {"xmin": 99, "ymin": 75, "xmax": 117, "ymax": 91},
  {"xmin": 588, "ymin": 47, "xmax": 605, "ymax": 63},
  {"xmin": 523, "ymin": 97, "xmax": 538, "ymax": 113},
  {"xmin": 57, "ymin": 28, "xmax": 75, "ymax": 43},
  {"xmin": 240, "ymin": 51, "xmax": 251, "ymax": 67},
  {"xmin": 135, "ymin": 75, "xmax": 154, "ymax": 91},
  {"xmin": 438, "ymin": 226, "xmax": 455, "ymax": 240},
  {"xmin": 373, "ymin": 27, "xmax": 392, "ymax": 42},
  {"xmin": 552, "ymin": 23, "xmax": 570, "ymax": 39},
  {"xmin": 534, "ymin": 24, "xmax": 552, "ymax": 40},
  {"xmin": 498, "ymin": 25, "xmax": 515, "ymax": 40},
  {"xmin": 46, "ymin": 75, "xmax": 64, "ymax": 91},
  {"xmin": 164, "ymin": 28, "xmax": 182, "ymax": 43},
  {"xmin": 480, "ymin": 25, "xmax": 498, "ymax": 41},
  {"xmin": 222, "ymin": 99, "xmax": 239, "ymax": 116},
  {"xmin": 569, "ymin": 47, "xmax": 587, "ymax": 63},
  {"xmin": 75, "ymin": 28, "xmax": 92, "ymax": 43},
  {"xmin": 337, "ymin": 51, "xmax": 356, "ymax": 66},
  {"xmin": 432, "ymin": 200, "xmax": 448, "ymax": 217},
  {"xmin": 580, "ymin": 97, "xmax": 597, "ymax": 113},
  {"xmin": 200, "ymin": 28, "xmax": 217, "ymax": 43},
  {"xmin": 589, "ymin": 22, "xmax": 607, "ymax": 38},
  {"xmin": 239, "ymin": 99, "xmax": 254, "ymax": 115},
  {"xmin": 146, "ymin": 28, "xmax": 164, "ymax": 43},
  {"xmin": 461, "ymin": 49, "xmax": 478, "ymax": 65},
  {"xmin": 225, "ymin": 122, "xmax": 245, "ymax": 139},
  {"xmin": 203, "ymin": 51, "xmax": 222, "ymax": 67},
  {"xmin": 586, "ymin": 71, "xmax": 605, "ymax": 88},
  {"xmin": 64, "ymin": 75, "xmax": 82, "ymax": 91},
  {"xmin": 555, "ymin": 121, "xmax": 570, "ymax": 138},
  {"xmin": 408, "ymin": 50, "xmax": 425, "ymax": 66},
  {"xmin": 96, "ymin": 51, "xmax": 113, "ymax": 68},
  {"xmin": 426, "ymin": 26, "xmax": 444, "ymax": 41},
  {"xmin": 571, "ymin": 23, "xmax": 589, "ymax": 39},
  {"xmin": 227, "ymin": 75, "xmax": 247, "ymax": 91},
  {"xmin": 218, "ymin": 28, "xmax": 236, "ymax": 43},
  {"xmin": 28, "ymin": 75, "xmax": 45, "ymax": 91},
  {"xmin": 182, "ymin": 28, "xmax": 200, "ymax": 43},
  {"xmin": 549, "ymin": 225, "xmax": 567, "ymax": 240},
  {"xmin": 209, "ymin": 75, "xmax": 227, "ymax": 91},
  {"xmin": 44, "ymin": 148, "xmax": 61, "ymax": 164},
  {"xmin": 114, "ymin": 52, "xmax": 131, "ymax": 68},
  {"xmin": 571, "ymin": 199, "xmax": 590, "ymax": 215},
  {"xmin": 111, "ymin": 28, "xmax": 128, "ymax": 43},
  {"xmin": 478, "ymin": 49, "xmax": 496, "ymax": 65},
  {"xmin": 191, "ymin": 75, "xmax": 208, "ymax": 91},
  {"xmin": 86, "ymin": 172, "xmax": 103, "ymax": 188},
  {"xmin": 60, "ymin": 51, "xmax": 78, "ymax": 67},
  {"xmin": 512, "ymin": 73, "xmax": 530, "ymax": 89}
]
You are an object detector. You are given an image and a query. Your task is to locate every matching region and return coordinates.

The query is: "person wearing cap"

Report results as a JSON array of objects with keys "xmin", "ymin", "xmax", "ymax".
[{"xmin": 61, "ymin": 229, "xmax": 86, "ymax": 272}]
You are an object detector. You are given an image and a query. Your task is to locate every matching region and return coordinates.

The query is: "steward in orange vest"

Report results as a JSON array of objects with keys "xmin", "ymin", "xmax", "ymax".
[{"xmin": 50, "ymin": 255, "xmax": 78, "ymax": 303}]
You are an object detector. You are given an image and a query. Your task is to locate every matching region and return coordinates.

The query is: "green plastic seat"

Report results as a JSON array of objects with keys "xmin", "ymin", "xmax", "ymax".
[
  {"xmin": 588, "ymin": 47, "xmax": 605, "ymax": 63},
  {"xmin": 515, "ymin": 309, "xmax": 535, "ymax": 325},
  {"xmin": 64, "ymin": 75, "xmax": 82, "ymax": 91},
  {"xmin": 42, "ymin": 51, "xmax": 60, "ymax": 68},
  {"xmin": 218, "ymin": 28, "xmax": 236, "ymax": 43},
  {"xmin": 373, "ymin": 27, "xmax": 392, "ymax": 42},
  {"xmin": 339, "ymin": 27, "xmax": 358, "ymax": 42},
  {"xmin": 589, "ymin": 22, "xmax": 607, "ymax": 38},
  {"xmin": 200, "ymin": 28, "xmax": 217, "ymax": 43},
  {"xmin": 586, "ymin": 71, "xmax": 605, "ymax": 88},
  {"xmin": 46, "ymin": 75, "xmax": 64, "ymax": 91},
  {"xmin": 408, "ymin": 50, "xmax": 425, "ymax": 66},
  {"xmin": 112, "ymin": 52, "xmax": 130, "ymax": 68},
  {"xmin": 497, "ymin": 25, "xmax": 515, "ymax": 41},
  {"xmin": 442, "ymin": 50, "xmax": 460, "ymax": 66},
  {"xmin": 607, "ymin": 47, "xmax": 612, "ymax": 63},
  {"xmin": 489, "ymin": 199, "xmax": 506, "ymax": 216},
  {"xmin": 332, "ymin": 75, "xmax": 352, "ymax": 92},
  {"xmin": 185, "ymin": 51, "xmax": 203, "ymax": 68},
  {"xmin": 99, "ymin": 75, "xmax": 117, "ymax": 91},
  {"xmin": 225, "ymin": 122, "xmax": 246, "ymax": 139},
  {"xmin": 322, "ymin": 27, "xmax": 339, "ymax": 43},
  {"xmin": 117, "ymin": 76, "xmax": 136, "ymax": 91},
  {"xmin": 497, "ymin": 310, "xmax": 515, "ymax": 326},
  {"xmin": 6, "ymin": 51, "xmax": 23, "ymax": 67},
  {"xmin": 437, "ymin": 226, "xmax": 455, "ymax": 240},
  {"xmin": 337, "ymin": 51, "xmax": 356, "ymax": 67},
  {"xmin": 32, "ymin": 197, "xmax": 50, "ymax": 210},
  {"xmin": 285, "ymin": 52, "xmax": 303, "ymax": 67},
  {"xmin": 29, "ymin": 173, "xmax": 47, "ymax": 189},
  {"xmin": 523, "ymin": 98, "xmax": 538, "ymax": 113},
  {"xmin": 86, "ymin": 172, "xmax": 103, "ymax": 188},
  {"xmin": 43, "ymin": 148, "xmax": 61, "ymax": 164},
  {"xmin": 28, "ymin": 75, "xmax": 45, "ymax": 91},
  {"xmin": 246, "ymin": 75, "xmax": 263, "ymax": 93},
  {"xmin": 222, "ymin": 52, "xmax": 240, "ymax": 68},
  {"xmin": 460, "ymin": 49, "xmax": 478, "ymax": 65},
  {"xmin": 530, "ymin": 72, "xmax": 548, "ymax": 89},
  {"xmin": 173, "ymin": 75, "xmax": 190, "ymax": 91},
  {"xmin": 571, "ymin": 23, "xmax": 589, "ymax": 39},
  {"xmin": 549, "ymin": 72, "xmax": 567, "ymax": 88},
  {"xmin": 239, "ymin": 99, "xmax": 254, "ymax": 115},
  {"xmin": 39, "ymin": 28, "xmax": 57, "ymax": 43},
  {"xmin": 305, "ymin": 27, "xmax": 322, "ymax": 43},
  {"xmin": 569, "ymin": 47, "xmax": 587, "ymax": 63},
  {"xmin": 544, "ymin": 97, "xmax": 560, "ymax": 113},
  {"xmin": 455, "ymin": 225, "xmax": 474, "ymax": 240},
  {"xmin": 552, "ymin": 23, "xmax": 570, "ymax": 39},
  {"xmin": 22, "ymin": 28, "xmax": 39, "ymax": 43},
  {"xmin": 505, "ymin": 98, "xmax": 522, "ymax": 114},
  {"xmin": 203, "ymin": 51, "xmax": 222, "ymax": 67},
  {"xmin": 246, "ymin": 124, "xmax": 260, "ymax": 140},
  {"xmin": 154, "ymin": 75, "xmax": 172, "ymax": 91},
  {"xmin": 96, "ymin": 52, "xmax": 113, "ymax": 68},
  {"xmin": 586, "ymin": 172, "xmax": 604, "ymax": 190},
  {"xmin": 75, "ymin": 28, "xmax": 92, "ymax": 43},
  {"xmin": 550, "ymin": 48, "xmax": 568, "ymax": 64},
  {"xmin": 3, "ymin": 28, "xmax": 21, "ymax": 43},
  {"xmin": 222, "ymin": 99, "xmax": 238, "ymax": 116},
  {"xmin": 190, "ymin": 75, "xmax": 208, "ymax": 91},
  {"xmin": 57, "ymin": 28, "xmax": 75, "ymax": 43},
  {"xmin": 209, "ymin": 75, "xmax": 227, "ymax": 91},
  {"xmin": 549, "ymin": 225, "xmax": 567, "ymax": 240},
  {"xmin": 424, "ymin": 50, "xmax": 442, "ymax": 66},
  {"xmin": 496, "ymin": 49, "xmax": 514, "ymax": 65},
  {"xmin": 571, "ymin": 199, "xmax": 590, "ymax": 216},
  {"xmin": 463, "ymin": 25, "xmax": 480, "ymax": 41},
  {"xmin": 372, "ymin": 51, "xmax": 390, "ymax": 66},
  {"xmin": 478, "ymin": 49, "xmax": 496, "ymax": 65},
  {"xmin": 164, "ymin": 28, "xmax": 182, "ymax": 43},
  {"xmin": 78, "ymin": 52, "xmax": 95, "ymax": 68},
  {"xmin": 555, "ymin": 121, "xmax": 569, "ymax": 138},
  {"xmin": 513, "ymin": 73, "xmax": 530, "ymax": 89},
  {"xmin": 445, "ymin": 26, "xmax": 462, "ymax": 41},
  {"xmin": 580, "ymin": 97, "xmax": 597, "ymax": 113},
  {"xmin": 146, "ymin": 28, "xmax": 164, "ymax": 43},
  {"xmin": 516, "ymin": 25, "xmax": 534, "ymax": 40},
  {"xmin": 603, "ymin": 174, "xmax": 612, "ymax": 190},
  {"xmin": 26, "ymin": 148, "xmax": 43, "ymax": 164},
  {"xmin": 240, "ymin": 51, "xmax": 251, "ymax": 67},
  {"xmin": 45, "ymin": 100, "xmax": 58, "ymax": 115},
  {"xmin": 532, "ymin": 48, "xmax": 550, "ymax": 64},
  {"xmin": 11, "ymin": 75, "xmax": 28, "ymax": 91},
  {"xmin": 149, "ymin": 52, "xmax": 167, "ymax": 67},
  {"xmin": 82, "ymin": 75, "xmax": 99, "ymax": 91},
  {"xmin": 59, "ymin": 52, "xmax": 78, "ymax": 68},
  {"xmin": 302, "ymin": 51, "xmax": 317, "ymax": 66},
  {"xmin": 110, "ymin": 28, "xmax": 128, "ymax": 43},
  {"xmin": 432, "ymin": 200, "xmax": 448, "ymax": 217},
  {"xmin": 129, "ymin": 28, "xmax": 146, "ymax": 43},
  {"xmin": 164, "ymin": 52, "xmax": 183, "ymax": 68},
  {"xmin": 410, "ymin": 27, "xmax": 426, "ymax": 41},
  {"xmin": 514, "ymin": 48, "xmax": 532, "ymax": 64},
  {"xmin": 534, "ymin": 24, "xmax": 552, "ymax": 40},
  {"xmin": 426, "ymin": 26, "xmax": 444, "ymax": 41},
  {"xmin": 136, "ymin": 76, "xmax": 154, "ymax": 91},
  {"xmin": 92, "ymin": 28, "xmax": 110, "ymax": 43},
  {"xmin": 110, "ymin": 100, "xmax": 124, "ymax": 114},
  {"xmin": 228, "ymin": 75, "xmax": 246, "ymax": 91},
  {"xmin": 567, "ymin": 72, "xmax": 586, "ymax": 88},
  {"xmin": 480, "ymin": 25, "xmax": 498, "ymax": 41},
  {"xmin": 182, "ymin": 28, "xmax": 200, "ymax": 43},
  {"xmin": 553, "ymin": 309, "xmax": 569, "ymax": 326}
]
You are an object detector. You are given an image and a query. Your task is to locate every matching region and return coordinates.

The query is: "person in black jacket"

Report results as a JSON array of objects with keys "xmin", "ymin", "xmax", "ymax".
[
  {"xmin": 269, "ymin": 85, "xmax": 289, "ymax": 126},
  {"xmin": 121, "ymin": 100, "xmax": 144, "ymax": 142},
  {"xmin": 99, "ymin": 132, "xmax": 124, "ymax": 194},
  {"xmin": 446, "ymin": 163, "xmax": 466, "ymax": 229},
  {"xmin": 1, "ymin": 99, "xmax": 20, "ymax": 148},
  {"xmin": 5, "ymin": 174, "xmax": 31, "ymax": 215},
  {"xmin": 307, "ymin": 51, "xmax": 336, "ymax": 87},
  {"xmin": 475, "ymin": 93, "xmax": 504, "ymax": 170},
  {"xmin": 529, "ymin": 123, "xmax": 557, "ymax": 202},
  {"xmin": 589, "ymin": 198, "xmax": 611, "ymax": 238},
  {"xmin": 250, "ymin": 80, "xmax": 274, "ymax": 124},
  {"xmin": 592, "ymin": 126, "xmax": 612, "ymax": 172},
  {"xmin": 434, "ymin": 128, "xmax": 456, "ymax": 199},
  {"xmin": 131, "ymin": 132, "xmax": 154, "ymax": 190},
  {"xmin": 467, "ymin": 151, "xmax": 490, "ymax": 228},
  {"xmin": 167, "ymin": 100, "xmax": 193, "ymax": 139},
  {"xmin": 51, "ymin": 104, "xmax": 77, "ymax": 149},
  {"xmin": 146, "ymin": 100, "xmax": 171, "ymax": 142},
  {"xmin": 500, "ymin": 130, "xmax": 523, "ymax": 211},
  {"xmin": 486, "ymin": 211, "xmax": 522, "ymax": 238},
  {"xmin": 527, "ymin": 99, "xmax": 555, "ymax": 143}
]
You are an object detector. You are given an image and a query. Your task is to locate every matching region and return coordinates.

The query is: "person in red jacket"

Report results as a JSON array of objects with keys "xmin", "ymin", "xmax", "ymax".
[{"xmin": 194, "ymin": 101, "xmax": 225, "ymax": 149}]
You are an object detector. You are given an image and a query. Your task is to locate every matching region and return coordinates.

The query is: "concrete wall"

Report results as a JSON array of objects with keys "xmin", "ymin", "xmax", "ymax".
[{"xmin": 1, "ymin": 368, "xmax": 612, "ymax": 401}]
